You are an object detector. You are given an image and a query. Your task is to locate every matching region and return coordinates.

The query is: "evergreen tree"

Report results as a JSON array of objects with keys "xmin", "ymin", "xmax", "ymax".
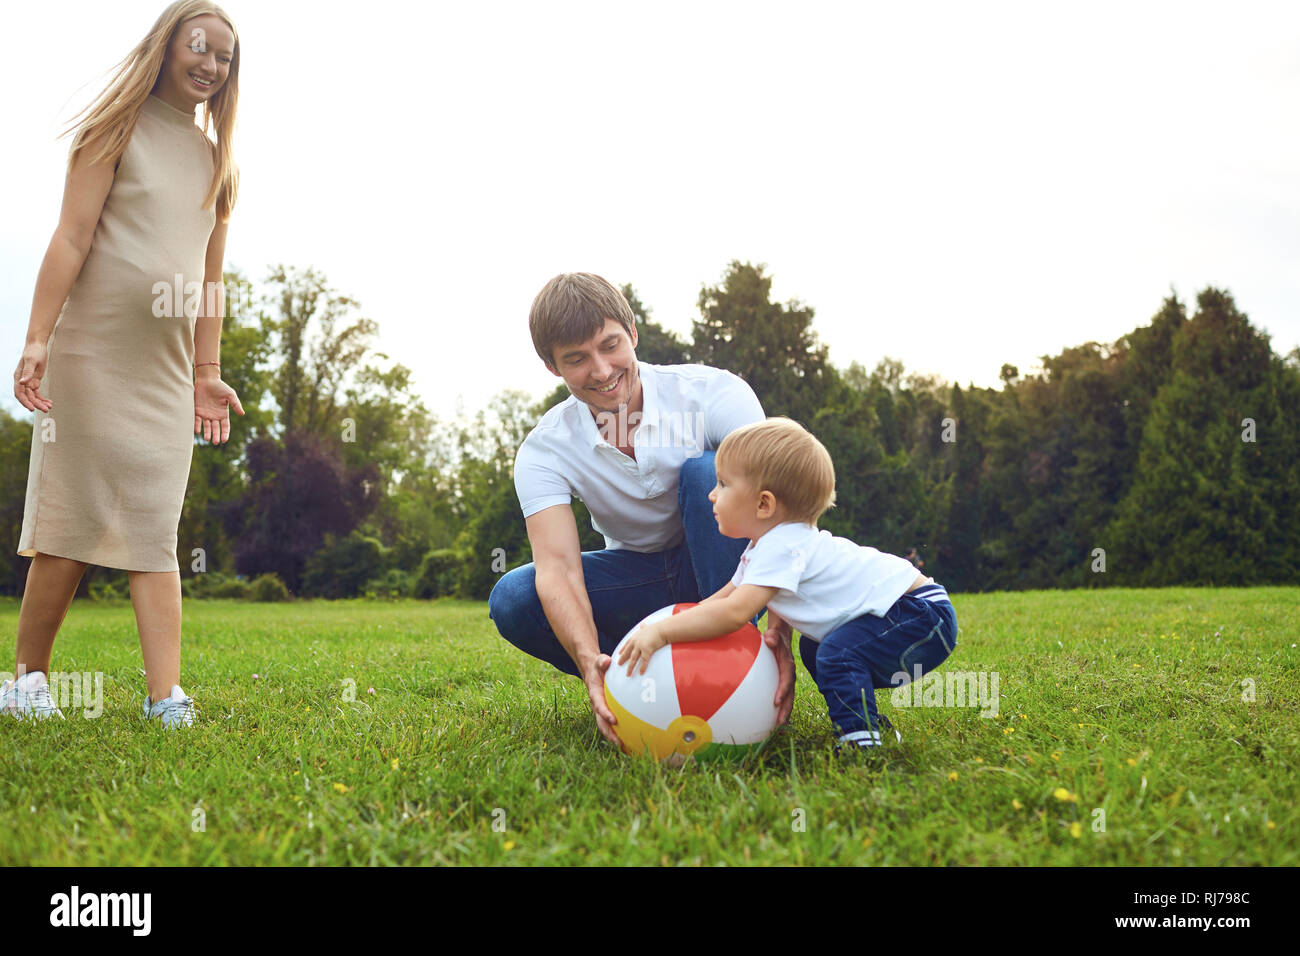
[
  {"xmin": 1105, "ymin": 289, "xmax": 1275, "ymax": 585},
  {"xmin": 691, "ymin": 261, "xmax": 836, "ymax": 424},
  {"xmin": 623, "ymin": 283, "xmax": 689, "ymax": 366}
]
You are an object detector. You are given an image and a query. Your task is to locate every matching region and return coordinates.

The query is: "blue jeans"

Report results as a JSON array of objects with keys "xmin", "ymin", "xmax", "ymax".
[
  {"xmin": 488, "ymin": 450, "xmax": 749, "ymax": 677},
  {"xmin": 799, "ymin": 591, "xmax": 958, "ymax": 735}
]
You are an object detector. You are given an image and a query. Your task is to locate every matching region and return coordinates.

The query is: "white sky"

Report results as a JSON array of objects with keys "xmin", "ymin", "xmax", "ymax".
[{"xmin": 3, "ymin": 0, "xmax": 1298, "ymax": 425}]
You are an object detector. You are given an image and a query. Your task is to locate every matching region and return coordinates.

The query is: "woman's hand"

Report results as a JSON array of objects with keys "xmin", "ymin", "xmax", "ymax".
[
  {"xmin": 13, "ymin": 342, "xmax": 52, "ymax": 413},
  {"xmin": 193, "ymin": 370, "xmax": 245, "ymax": 444}
]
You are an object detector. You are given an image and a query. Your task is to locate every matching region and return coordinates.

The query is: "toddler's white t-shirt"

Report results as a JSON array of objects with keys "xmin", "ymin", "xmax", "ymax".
[{"xmin": 730, "ymin": 521, "xmax": 922, "ymax": 641}]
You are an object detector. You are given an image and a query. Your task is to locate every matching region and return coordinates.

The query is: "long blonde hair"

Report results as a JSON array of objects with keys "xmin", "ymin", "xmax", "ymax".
[{"xmin": 60, "ymin": 1, "xmax": 240, "ymax": 222}]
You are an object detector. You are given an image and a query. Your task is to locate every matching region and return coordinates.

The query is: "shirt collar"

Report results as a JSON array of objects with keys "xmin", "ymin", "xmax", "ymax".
[
  {"xmin": 574, "ymin": 397, "xmax": 605, "ymax": 449},
  {"xmin": 637, "ymin": 361, "xmax": 660, "ymax": 429},
  {"xmin": 572, "ymin": 360, "xmax": 659, "ymax": 449}
]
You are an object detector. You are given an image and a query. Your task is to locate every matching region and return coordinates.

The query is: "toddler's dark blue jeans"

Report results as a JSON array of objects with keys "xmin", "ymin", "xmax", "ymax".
[{"xmin": 799, "ymin": 584, "xmax": 958, "ymax": 739}]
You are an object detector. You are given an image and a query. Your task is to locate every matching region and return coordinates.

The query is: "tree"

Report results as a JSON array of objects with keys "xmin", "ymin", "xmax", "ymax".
[
  {"xmin": 301, "ymin": 530, "xmax": 388, "ymax": 598},
  {"xmin": 623, "ymin": 283, "xmax": 689, "ymax": 366},
  {"xmin": 449, "ymin": 390, "xmax": 539, "ymax": 599},
  {"xmin": 0, "ymin": 410, "xmax": 34, "ymax": 595},
  {"xmin": 262, "ymin": 265, "xmax": 379, "ymax": 439},
  {"xmin": 812, "ymin": 373, "xmax": 925, "ymax": 557},
  {"xmin": 229, "ymin": 431, "xmax": 380, "ymax": 593},
  {"xmin": 253, "ymin": 265, "xmax": 446, "ymax": 583},
  {"xmin": 1105, "ymin": 289, "xmax": 1277, "ymax": 585},
  {"xmin": 179, "ymin": 268, "xmax": 275, "ymax": 577},
  {"xmin": 690, "ymin": 261, "xmax": 836, "ymax": 423}
]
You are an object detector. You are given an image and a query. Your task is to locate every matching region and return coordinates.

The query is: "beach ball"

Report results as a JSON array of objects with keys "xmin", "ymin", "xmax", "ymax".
[{"xmin": 604, "ymin": 603, "xmax": 779, "ymax": 763}]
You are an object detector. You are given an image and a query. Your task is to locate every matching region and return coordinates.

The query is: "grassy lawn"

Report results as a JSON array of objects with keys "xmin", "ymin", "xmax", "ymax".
[{"xmin": 1, "ymin": 587, "xmax": 1296, "ymax": 866}]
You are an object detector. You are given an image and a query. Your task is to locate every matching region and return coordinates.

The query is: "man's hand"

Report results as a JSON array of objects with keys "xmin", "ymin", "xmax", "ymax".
[
  {"xmin": 583, "ymin": 654, "xmax": 621, "ymax": 747},
  {"xmin": 616, "ymin": 621, "xmax": 667, "ymax": 676},
  {"xmin": 763, "ymin": 619, "xmax": 796, "ymax": 726}
]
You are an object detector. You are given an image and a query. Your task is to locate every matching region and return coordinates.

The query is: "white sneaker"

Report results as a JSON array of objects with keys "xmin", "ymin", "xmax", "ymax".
[
  {"xmin": 877, "ymin": 713, "xmax": 904, "ymax": 744},
  {"xmin": 0, "ymin": 671, "xmax": 66, "ymax": 721},
  {"xmin": 143, "ymin": 684, "xmax": 195, "ymax": 728},
  {"xmin": 837, "ymin": 719, "xmax": 903, "ymax": 751}
]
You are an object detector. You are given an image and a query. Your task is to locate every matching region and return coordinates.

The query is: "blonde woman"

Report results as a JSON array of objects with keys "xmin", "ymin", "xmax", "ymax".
[{"xmin": 5, "ymin": 1, "xmax": 244, "ymax": 727}]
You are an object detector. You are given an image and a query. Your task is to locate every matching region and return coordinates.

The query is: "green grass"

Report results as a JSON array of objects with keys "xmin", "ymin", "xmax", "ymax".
[{"xmin": 1, "ymin": 587, "xmax": 1296, "ymax": 865}]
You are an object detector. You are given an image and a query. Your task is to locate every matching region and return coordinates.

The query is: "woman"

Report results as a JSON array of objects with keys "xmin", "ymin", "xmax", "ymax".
[{"xmin": 6, "ymin": 1, "xmax": 245, "ymax": 727}]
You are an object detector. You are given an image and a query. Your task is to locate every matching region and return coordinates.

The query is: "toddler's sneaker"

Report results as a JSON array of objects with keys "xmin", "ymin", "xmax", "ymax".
[
  {"xmin": 0, "ymin": 671, "xmax": 65, "ymax": 721},
  {"xmin": 877, "ymin": 713, "xmax": 904, "ymax": 744},
  {"xmin": 835, "ymin": 729, "xmax": 885, "ymax": 755},
  {"xmin": 835, "ymin": 718, "xmax": 903, "ymax": 756},
  {"xmin": 143, "ymin": 685, "xmax": 195, "ymax": 728}
]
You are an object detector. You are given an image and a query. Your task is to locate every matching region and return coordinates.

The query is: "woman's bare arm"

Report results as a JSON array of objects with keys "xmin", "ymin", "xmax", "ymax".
[
  {"xmin": 13, "ymin": 149, "xmax": 115, "ymax": 411},
  {"xmin": 193, "ymin": 215, "xmax": 229, "ymax": 373},
  {"xmin": 25, "ymin": 150, "xmax": 116, "ymax": 346}
]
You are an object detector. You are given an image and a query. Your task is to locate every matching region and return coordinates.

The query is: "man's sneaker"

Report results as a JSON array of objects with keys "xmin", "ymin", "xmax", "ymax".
[
  {"xmin": 0, "ymin": 671, "xmax": 65, "ymax": 721},
  {"xmin": 143, "ymin": 685, "xmax": 195, "ymax": 728}
]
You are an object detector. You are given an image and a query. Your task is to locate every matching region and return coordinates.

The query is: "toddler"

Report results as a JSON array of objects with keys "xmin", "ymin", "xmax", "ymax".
[{"xmin": 619, "ymin": 417, "xmax": 958, "ymax": 750}]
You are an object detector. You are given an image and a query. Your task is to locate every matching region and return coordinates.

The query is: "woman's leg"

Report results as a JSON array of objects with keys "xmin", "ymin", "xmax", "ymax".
[
  {"xmin": 127, "ymin": 569, "xmax": 182, "ymax": 701},
  {"xmin": 14, "ymin": 553, "xmax": 89, "ymax": 676}
]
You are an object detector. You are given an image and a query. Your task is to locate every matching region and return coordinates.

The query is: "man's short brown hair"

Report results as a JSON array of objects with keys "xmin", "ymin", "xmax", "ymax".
[
  {"xmin": 716, "ymin": 418, "xmax": 837, "ymax": 525},
  {"xmin": 529, "ymin": 273, "xmax": 636, "ymax": 368}
]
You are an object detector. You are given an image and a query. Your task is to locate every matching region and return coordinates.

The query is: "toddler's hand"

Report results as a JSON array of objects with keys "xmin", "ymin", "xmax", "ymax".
[{"xmin": 617, "ymin": 623, "xmax": 667, "ymax": 676}]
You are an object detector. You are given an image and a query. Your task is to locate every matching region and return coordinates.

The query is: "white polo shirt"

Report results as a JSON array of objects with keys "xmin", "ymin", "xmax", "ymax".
[
  {"xmin": 514, "ymin": 362, "xmax": 764, "ymax": 551},
  {"xmin": 731, "ymin": 521, "xmax": 923, "ymax": 640}
]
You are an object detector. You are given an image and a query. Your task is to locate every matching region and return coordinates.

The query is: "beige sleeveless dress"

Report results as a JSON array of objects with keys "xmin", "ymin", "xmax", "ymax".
[{"xmin": 17, "ymin": 93, "xmax": 217, "ymax": 572}]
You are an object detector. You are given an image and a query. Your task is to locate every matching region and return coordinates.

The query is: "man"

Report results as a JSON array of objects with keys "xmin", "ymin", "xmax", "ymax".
[{"xmin": 488, "ymin": 273, "xmax": 796, "ymax": 745}]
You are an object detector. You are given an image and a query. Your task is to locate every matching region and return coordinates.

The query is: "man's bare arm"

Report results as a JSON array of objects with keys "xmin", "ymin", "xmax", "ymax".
[{"xmin": 526, "ymin": 504, "xmax": 620, "ymax": 744}]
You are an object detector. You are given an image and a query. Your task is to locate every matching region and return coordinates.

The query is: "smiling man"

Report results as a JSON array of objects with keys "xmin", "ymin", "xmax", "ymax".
[{"xmin": 488, "ymin": 273, "xmax": 795, "ymax": 745}]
